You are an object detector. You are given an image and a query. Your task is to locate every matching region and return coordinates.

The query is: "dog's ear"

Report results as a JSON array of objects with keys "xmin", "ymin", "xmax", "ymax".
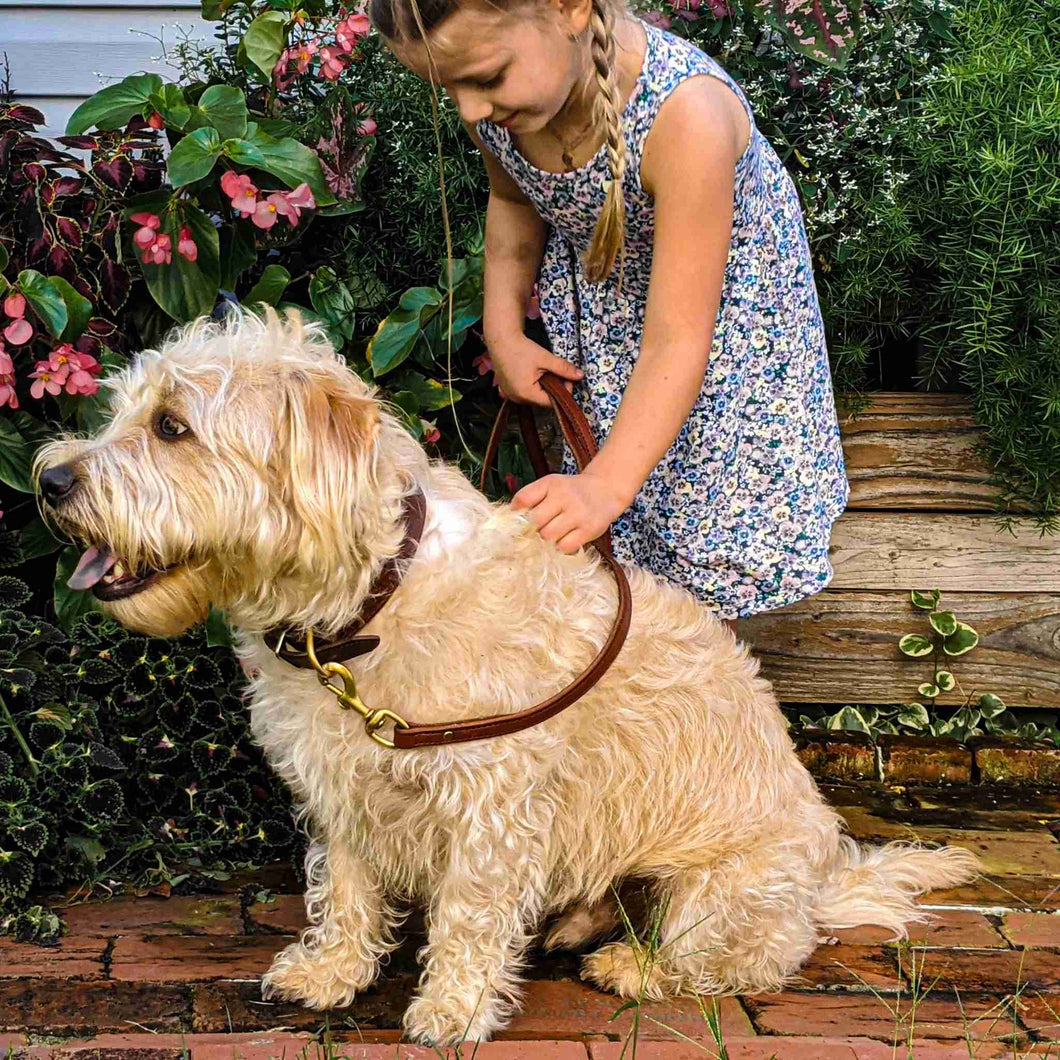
[{"xmin": 275, "ymin": 367, "xmax": 380, "ymax": 556}]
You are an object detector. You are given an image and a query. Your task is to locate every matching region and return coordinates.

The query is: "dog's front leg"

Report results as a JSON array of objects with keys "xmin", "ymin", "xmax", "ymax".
[
  {"xmin": 262, "ymin": 839, "xmax": 397, "ymax": 1009},
  {"xmin": 403, "ymin": 790, "xmax": 552, "ymax": 1046}
]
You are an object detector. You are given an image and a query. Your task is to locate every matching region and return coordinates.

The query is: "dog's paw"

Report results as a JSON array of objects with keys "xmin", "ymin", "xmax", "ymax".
[
  {"xmin": 260, "ymin": 941, "xmax": 377, "ymax": 1009},
  {"xmin": 581, "ymin": 942, "xmax": 667, "ymax": 1002},
  {"xmin": 402, "ymin": 991, "xmax": 501, "ymax": 1046}
]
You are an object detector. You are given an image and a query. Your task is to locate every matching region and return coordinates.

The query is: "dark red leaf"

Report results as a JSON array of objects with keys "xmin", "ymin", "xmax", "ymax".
[
  {"xmin": 100, "ymin": 259, "xmax": 132, "ymax": 314},
  {"xmin": 130, "ymin": 160, "xmax": 165, "ymax": 191},
  {"xmin": 40, "ymin": 181, "xmax": 56, "ymax": 207},
  {"xmin": 99, "ymin": 212, "xmax": 119, "ymax": 257},
  {"xmin": 72, "ymin": 273, "xmax": 97, "ymax": 301},
  {"xmin": 0, "ymin": 131, "xmax": 16, "ymax": 170},
  {"xmin": 74, "ymin": 333, "xmax": 102, "ymax": 357},
  {"xmin": 87, "ymin": 317, "xmax": 117, "ymax": 337},
  {"xmin": 92, "ymin": 156, "xmax": 133, "ymax": 192},
  {"xmin": 56, "ymin": 217, "xmax": 83, "ymax": 249},
  {"xmin": 56, "ymin": 135, "xmax": 100, "ymax": 151},
  {"xmin": 18, "ymin": 162, "xmax": 46, "ymax": 184},
  {"xmin": 6, "ymin": 105, "xmax": 46, "ymax": 126},
  {"xmin": 52, "ymin": 176, "xmax": 84, "ymax": 197},
  {"xmin": 47, "ymin": 243, "xmax": 76, "ymax": 282}
]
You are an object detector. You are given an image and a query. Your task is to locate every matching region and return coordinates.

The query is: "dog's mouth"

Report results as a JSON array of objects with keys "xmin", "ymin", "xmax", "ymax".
[{"xmin": 68, "ymin": 544, "xmax": 173, "ymax": 601}]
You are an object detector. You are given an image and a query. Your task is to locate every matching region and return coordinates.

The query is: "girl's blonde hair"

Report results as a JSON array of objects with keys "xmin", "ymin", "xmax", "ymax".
[{"xmin": 371, "ymin": 0, "xmax": 628, "ymax": 283}]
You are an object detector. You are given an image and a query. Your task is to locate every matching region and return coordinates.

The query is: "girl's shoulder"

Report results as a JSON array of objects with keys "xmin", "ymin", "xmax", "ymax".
[{"xmin": 635, "ymin": 22, "xmax": 755, "ymax": 129}]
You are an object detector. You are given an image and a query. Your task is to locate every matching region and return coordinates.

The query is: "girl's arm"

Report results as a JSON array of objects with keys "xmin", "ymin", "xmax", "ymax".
[
  {"xmin": 465, "ymin": 122, "xmax": 584, "ymax": 404},
  {"xmin": 512, "ymin": 77, "xmax": 748, "ymax": 551}
]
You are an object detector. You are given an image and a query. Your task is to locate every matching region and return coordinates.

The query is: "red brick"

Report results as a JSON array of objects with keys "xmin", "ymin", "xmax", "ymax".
[
  {"xmin": 795, "ymin": 732, "xmax": 876, "ymax": 783},
  {"xmin": 879, "ymin": 735, "xmax": 972, "ymax": 785},
  {"xmin": 1014, "ymin": 992, "xmax": 1060, "ymax": 1039},
  {"xmin": 245, "ymin": 895, "xmax": 306, "ymax": 935},
  {"xmin": 62, "ymin": 897, "xmax": 243, "ymax": 937},
  {"xmin": 972, "ymin": 736, "xmax": 1060, "ymax": 787},
  {"xmin": 110, "ymin": 935, "xmax": 293, "ymax": 982},
  {"xmin": 590, "ymin": 1041, "xmax": 861, "ymax": 1059},
  {"xmin": 910, "ymin": 947, "xmax": 1060, "ymax": 992},
  {"xmin": 1001, "ymin": 911, "xmax": 1060, "ymax": 947},
  {"xmin": 850, "ymin": 1042, "xmax": 1032, "ymax": 1059},
  {"xmin": 791, "ymin": 944, "xmax": 901, "ymax": 990},
  {"xmin": 831, "ymin": 908, "xmax": 1006, "ymax": 948},
  {"xmin": 0, "ymin": 979, "xmax": 188, "ymax": 1035},
  {"xmin": 922, "ymin": 874, "xmax": 1060, "ymax": 910},
  {"xmin": 591, "ymin": 1041, "xmax": 863, "ymax": 1059},
  {"xmin": 744, "ymin": 991, "xmax": 1013, "ymax": 1041},
  {"xmin": 0, "ymin": 936, "xmax": 107, "ymax": 979},
  {"xmin": 503, "ymin": 980, "xmax": 752, "ymax": 1040},
  {"xmin": 190, "ymin": 975, "xmax": 415, "ymax": 1034}
]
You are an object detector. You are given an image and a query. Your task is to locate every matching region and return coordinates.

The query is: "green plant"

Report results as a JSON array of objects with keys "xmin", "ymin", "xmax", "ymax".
[{"xmin": 0, "ymin": 580, "xmax": 300, "ymax": 933}]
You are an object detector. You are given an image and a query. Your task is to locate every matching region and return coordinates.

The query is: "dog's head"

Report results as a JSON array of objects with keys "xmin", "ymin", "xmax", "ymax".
[{"xmin": 36, "ymin": 308, "xmax": 419, "ymax": 637}]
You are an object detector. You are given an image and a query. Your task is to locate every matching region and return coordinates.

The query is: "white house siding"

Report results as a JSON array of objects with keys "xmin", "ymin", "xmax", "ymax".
[{"xmin": 1, "ymin": 0, "xmax": 213, "ymax": 139}]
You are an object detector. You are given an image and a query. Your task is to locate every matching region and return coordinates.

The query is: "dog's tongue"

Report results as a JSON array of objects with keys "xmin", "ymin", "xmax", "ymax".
[{"xmin": 68, "ymin": 546, "xmax": 117, "ymax": 590}]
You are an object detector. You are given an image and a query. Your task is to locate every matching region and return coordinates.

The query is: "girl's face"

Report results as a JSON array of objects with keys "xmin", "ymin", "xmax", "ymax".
[{"xmin": 387, "ymin": 0, "xmax": 588, "ymax": 134}]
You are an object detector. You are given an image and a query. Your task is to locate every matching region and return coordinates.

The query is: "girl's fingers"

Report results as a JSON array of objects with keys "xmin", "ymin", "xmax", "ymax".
[
  {"xmin": 511, "ymin": 478, "xmax": 548, "ymax": 509},
  {"xmin": 538, "ymin": 510, "xmax": 576, "ymax": 543},
  {"xmin": 546, "ymin": 356, "xmax": 584, "ymax": 382},
  {"xmin": 554, "ymin": 527, "xmax": 588, "ymax": 554}
]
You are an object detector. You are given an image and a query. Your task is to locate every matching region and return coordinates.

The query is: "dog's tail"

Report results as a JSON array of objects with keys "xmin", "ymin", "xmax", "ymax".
[{"xmin": 814, "ymin": 836, "xmax": 980, "ymax": 937}]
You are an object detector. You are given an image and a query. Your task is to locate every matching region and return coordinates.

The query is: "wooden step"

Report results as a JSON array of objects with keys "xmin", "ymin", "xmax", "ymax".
[
  {"xmin": 829, "ymin": 512, "xmax": 1060, "ymax": 592},
  {"xmin": 838, "ymin": 393, "xmax": 1001, "ymax": 511},
  {"xmin": 735, "ymin": 590, "xmax": 1060, "ymax": 707}
]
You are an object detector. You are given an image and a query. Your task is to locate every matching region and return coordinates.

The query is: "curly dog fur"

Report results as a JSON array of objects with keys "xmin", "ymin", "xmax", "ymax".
[{"xmin": 37, "ymin": 309, "xmax": 978, "ymax": 1045}]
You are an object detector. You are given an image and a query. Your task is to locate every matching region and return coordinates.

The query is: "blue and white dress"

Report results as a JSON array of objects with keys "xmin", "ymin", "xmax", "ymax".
[{"xmin": 476, "ymin": 22, "xmax": 850, "ymax": 619}]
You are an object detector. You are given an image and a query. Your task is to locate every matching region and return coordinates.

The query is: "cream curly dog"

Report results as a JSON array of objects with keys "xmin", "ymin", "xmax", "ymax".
[{"xmin": 37, "ymin": 310, "xmax": 977, "ymax": 1045}]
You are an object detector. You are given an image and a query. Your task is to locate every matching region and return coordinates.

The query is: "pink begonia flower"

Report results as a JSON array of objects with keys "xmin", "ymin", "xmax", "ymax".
[
  {"xmin": 221, "ymin": 171, "xmax": 260, "ymax": 215},
  {"xmin": 268, "ymin": 183, "xmax": 316, "ymax": 226},
  {"xmin": 134, "ymin": 225, "xmax": 158, "ymax": 250},
  {"xmin": 3, "ymin": 317, "xmax": 32, "ymax": 346},
  {"xmin": 65, "ymin": 367, "xmax": 100, "ymax": 397},
  {"xmin": 143, "ymin": 233, "xmax": 173, "ymax": 265},
  {"xmin": 0, "ymin": 347, "xmax": 17, "ymax": 410},
  {"xmin": 335, "ymin": 13, "xmax": 370, "ymax": 51},
  {"xmin": 421, "ymin": 422, "xmax": 441, "ymax": 444},
  {"xmin": 177, "ymin": 225, "xmax": 198, "ymax": 262},
  {"xmin": 292, "ymin": 40, "xmax": 318, "ymax": 74},
  {"xmin": 472, "ymin": 352, "xmax": 493, "ymax": 376},
  {"xmin": 29, "ymin": 362, "xmax": 68, "ymax": 399},
  {"xmin": 319, "ymin": 45, "xmax": 346, "ymax": 80},
  {"xmin": 46, "ymin": 343, "xmax": 76, "ymax": 373},
  {"xmin": 525, "ymin": 282, "xmax": 541, "ymax": 320},
  {"xmin": 3, "ymin": 293, "xmax": 26, "ymax": 318},
  {"xmin": 505, "ymin": 473, "xmax": 519, "ymax": 493},
  {"xmin": 356, "ymin": 117, "xmax": 377, "ymax": 137},
  {"xmin": 148, "ymin": 111, "xmax": 165, "ymax": 130},
  {"xmin": 130, "ymin": 211, "xmax": 161, "ymax": 230},
  {"xmin": 252, "ymin": 199, "xmax": 281, "ymax": 230}
]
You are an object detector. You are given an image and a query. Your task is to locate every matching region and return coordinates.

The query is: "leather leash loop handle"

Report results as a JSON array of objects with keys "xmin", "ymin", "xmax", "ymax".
[{"xmin": 479, "ymin": 372, "xmax": 613, "ymax": 557}]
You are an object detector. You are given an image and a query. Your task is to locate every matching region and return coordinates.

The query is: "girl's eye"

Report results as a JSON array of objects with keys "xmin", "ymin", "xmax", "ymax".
[
  {"xmin": 478, "ymin": 72, "xmax": 504, "ymax": 89},
  {"xmin": 156, "ymin": 412, "xmax": 189, "ymax": 440}
]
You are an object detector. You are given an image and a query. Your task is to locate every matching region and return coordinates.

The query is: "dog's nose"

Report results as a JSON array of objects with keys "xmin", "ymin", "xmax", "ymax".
[{"xmin": 39, "ymin": 464, "xmax": 80, "ymax": 506}]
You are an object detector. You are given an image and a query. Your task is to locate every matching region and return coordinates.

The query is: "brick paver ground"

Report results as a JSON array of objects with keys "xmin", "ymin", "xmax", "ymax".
[{"xmin": 3, "ymin": 783, "xmax": 1060, "ymax": 1059}]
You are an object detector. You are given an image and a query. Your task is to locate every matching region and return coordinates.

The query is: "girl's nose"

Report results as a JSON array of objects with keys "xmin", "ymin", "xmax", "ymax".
[{"xmin": 450, "ymin": 87, "xmax": 492, "ymax": 124}]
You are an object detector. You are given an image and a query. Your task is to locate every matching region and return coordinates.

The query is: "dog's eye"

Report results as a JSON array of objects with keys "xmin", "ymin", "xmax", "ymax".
[{"xmin": 156, "ymin": 413, "xmax": 189, "ymax": 440}]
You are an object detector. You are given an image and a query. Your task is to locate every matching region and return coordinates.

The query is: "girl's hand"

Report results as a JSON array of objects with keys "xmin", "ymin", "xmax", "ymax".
[
  {"xmin": 488, "ymin": 332, "xmax": 583, "ymax": 407},
  {"xmin": 512, "ymin": 471, "xmax": 629, "ymax": 554}
]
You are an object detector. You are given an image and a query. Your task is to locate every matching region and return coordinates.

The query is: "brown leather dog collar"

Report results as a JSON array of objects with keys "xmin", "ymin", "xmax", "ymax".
[{"xmin": 262, "ymin": 488, "xmax": 428, "ymax": 667}]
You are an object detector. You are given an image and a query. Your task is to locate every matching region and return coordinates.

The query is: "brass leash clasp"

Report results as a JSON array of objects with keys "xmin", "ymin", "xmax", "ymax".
[{"xmin": 303, "ymin": 630, "xmax": 409, "ymax": 749}]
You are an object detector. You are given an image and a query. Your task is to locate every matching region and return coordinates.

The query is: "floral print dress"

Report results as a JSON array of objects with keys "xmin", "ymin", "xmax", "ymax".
[{"xmin": 476, "ymin": 22, "xmax": 850, "ymax": 619}]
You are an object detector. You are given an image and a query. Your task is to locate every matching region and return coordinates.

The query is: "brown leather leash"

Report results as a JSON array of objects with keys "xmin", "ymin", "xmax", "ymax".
[{"xmin": 266, "ymin": 372, "xmax": 632, "ymax": 749}]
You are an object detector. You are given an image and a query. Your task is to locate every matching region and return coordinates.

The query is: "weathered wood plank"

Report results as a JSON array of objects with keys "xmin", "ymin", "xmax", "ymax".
[
  {"xmin": 837, "ymin": 394, "xmax": 1000, "ymax": 510},
  {"xmin": 829, "ymin": 512, "xmax": 1060, "ymax": 592},
  {"xmin": 734, "ymin": 590, "xmax": 1060, "ymax": 707}
]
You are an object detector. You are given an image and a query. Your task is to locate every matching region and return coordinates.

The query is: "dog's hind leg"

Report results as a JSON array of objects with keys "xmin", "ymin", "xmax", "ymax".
[
  {"xmin": 543, "ymin": 894, "xmax": 621, "ymax": 952},
  {"xmin": 582, "ymin": 853, "xmax": 819, "ymax": 999},
  {"xmin": 261, "ymin": 840, "xmax": 399, "ymax": 1009}
]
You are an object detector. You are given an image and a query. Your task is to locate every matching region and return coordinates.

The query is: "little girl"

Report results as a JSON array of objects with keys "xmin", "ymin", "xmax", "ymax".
[{"xmin": 371, "ymin": 0, "xmax": 850, "ymax": 625}]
